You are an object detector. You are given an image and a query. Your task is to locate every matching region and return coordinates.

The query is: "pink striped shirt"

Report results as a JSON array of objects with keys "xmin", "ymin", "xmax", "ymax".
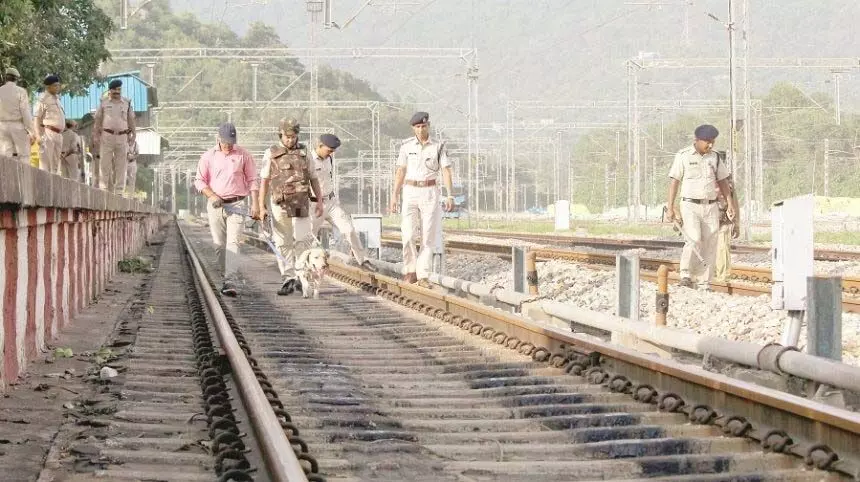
[{"xmin": 194, "ymin": 145, "xmax": 259, "ymax": 198}]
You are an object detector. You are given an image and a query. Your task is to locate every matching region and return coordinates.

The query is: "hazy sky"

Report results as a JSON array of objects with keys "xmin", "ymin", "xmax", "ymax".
[{"xmin": 168, "ymin": 0, "xmax": 860, "ymax": 124}]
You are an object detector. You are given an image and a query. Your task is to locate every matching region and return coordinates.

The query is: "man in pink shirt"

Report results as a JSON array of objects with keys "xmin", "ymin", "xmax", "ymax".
[{"xmin": 194, "ymin": 123, "xmax": 260, "ymax": 296}]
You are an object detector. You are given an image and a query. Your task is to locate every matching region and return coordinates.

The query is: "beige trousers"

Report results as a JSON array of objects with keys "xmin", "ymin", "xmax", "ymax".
[
  {"xmin": 39, "ymin": 130, "xmax": 62, "ymax": 174},
  {"xmin": 99, "ymin": 133, "xmax": 128, "ymax": 192},
  {"xmin": 401, "ymin": 185, "xmax": 442, "ymax": 280},
  {"xmin": 0, "ymin": 122, "xmax": 30, "ymax": 162},
  {"xmin": 126, "ymin": 161, "xmax": 138, "ymax": 193},
  {"xmin": 270, "ymin": 202, "xmax": 313, "ymax": 280},
  {"xmin": 714, "ymin": 224, "xmax": 732, "ymax": 282},
  {"xmin": 206, "ymin": 199, "xmax": 245, "ymax": 281},
  {"xmin": 311, "ymin": 197, "xmax": 367, "ymax": 265},
  {"xmin": 60, "ymin": 153, "xmax": 81, "ymax": 181},
  {"xmin": 679, "ymin": 200, "xmax": 720, "ymax": 286}
]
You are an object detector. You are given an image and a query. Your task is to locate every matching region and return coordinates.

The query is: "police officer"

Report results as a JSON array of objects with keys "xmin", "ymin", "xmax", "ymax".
[
  {"xmin": 258, "ymin": 118, "xmax": 325, "ymax": 295},
  {"xmin": 714, "ymin": 176, "xmax": 740, "ymax": 282},
  {"xmin": 0, "ymin": 67, "xmax": 36, "ymax": 162},
  {"xmin": 34, "ymin": 75, "xmax": 65, "ymax": 174},
  {"xmin": 126, "ymin": 139, "xmax": 139, "ymax": 195},
  {"xmin": 194, "ymin": 122, "xmax": 259, "ymax": 296},
  {"xmin": 389, "ymin": 112, "xmax": 455, "ymax": 286},
  {"xmin": 59, "ymin": 120, "xmax": 83, "ymax": 181},
  {"xmin": 93, "ymin": 79, "xmax": 135, "ymax": 193},
  {"xmin": 310, "ymin": 133, "xmax": 376, "ymax": 271},
  {"xmin": 667, "ymin": 124, "xmax": 735, "ymax": 289}
]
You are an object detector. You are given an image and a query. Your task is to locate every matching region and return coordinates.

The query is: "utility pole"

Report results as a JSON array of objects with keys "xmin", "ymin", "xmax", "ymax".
[
  {"xmin": 833, "ymin": 71, "xmax": 842, "ymax": 125},
  {"xmin": 554, "ymin": 131, "xmax": 561, "ymax": 202},
  {"xmin": 615, "ymin": 130, "xmax": 620, "ymax": 211},
  {"xmin": 250, "ymin": 62, "xmax": 260, "ymax": 102},
  {"xmin": 755, "ymin": 105, "xmax": 764, "ymax": 217},
  {"xmin": 727, "ymin": 0, "xmax": 738, "ymax": 176},
  {"xmin": 170, "ymin": 165, "xmax": 177, "ymax": 214},
  {"xmin": 824, "ymin": 138, "xmax": 830, "ymax": 197},
  {"xmin": 740, "ymin": 0, "xmax": 752, "ymax": 240}
]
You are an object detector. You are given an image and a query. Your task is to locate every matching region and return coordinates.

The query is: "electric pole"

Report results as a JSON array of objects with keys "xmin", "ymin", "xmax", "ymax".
[
  {"xmin": 740, "ymin": 0, "xmax": 752, "ymax": 238},
  {"xmin": 824, "ymin": 138, "xmax": 830, "ymax": 197}
]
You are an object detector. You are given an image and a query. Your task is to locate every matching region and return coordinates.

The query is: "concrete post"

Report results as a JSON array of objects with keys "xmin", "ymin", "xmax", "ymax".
[
  {"xmin": 807, "ymin": 276, "xmax": 842, "ymax": 361},
  {"xmin": 616, "ymin": 253, "xmax": 640, "ymax": 321},
  {"xmin": 512, "ymin": 246, "xmax": 527, "ymax": 293}
]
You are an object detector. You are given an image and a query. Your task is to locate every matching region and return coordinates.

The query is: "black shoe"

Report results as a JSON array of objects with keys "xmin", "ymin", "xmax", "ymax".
[
  {"xmin": 220, "ymin": 282, "xmax": 238, "ymax": 297},
  {"xmin": 294, "ymin": 278, "xmax": 302, "ymax": 294},
  {"xmin": 360, "ymin": 260, "xmax": 378, "ymax": 273},
  {"xmin": 278, "ymin": 279, "xmax": 295, "ymax": 296},
  {"xmin": 678, "ymin": 277, "xmax": 693, "ymax": 288}
]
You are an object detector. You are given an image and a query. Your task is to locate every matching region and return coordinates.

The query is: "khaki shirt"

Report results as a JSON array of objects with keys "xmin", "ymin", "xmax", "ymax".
[
  {"xmin": 0, "ymin": 81, "xmax": 33, "ymax": 131},
  {"xmin": 61, "ymin": 130, "xmax": 82, "ymax": 157},
  {"xmin": 311, "ymin": 149, "xmax": 335, "ymax": 197},
  {"xmin": 35, "ymin": 92, "xmax": 65, "ymax": 130},
  {"xmin": 94, "ymin": 97, "xmax": 134, "ymax": 134},
  {"xmin": 397, "ymin": 136, "xmax": 452, "ymax": 181},
  {"xmin": 668, "ymin": 145, "xmax": 730, "ymax": 200}
]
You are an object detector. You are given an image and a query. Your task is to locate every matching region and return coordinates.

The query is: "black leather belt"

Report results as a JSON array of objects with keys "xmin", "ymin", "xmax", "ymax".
[
  {"xmin": 221, "ymin": 196, "xmax": 246, "ymax": 204},
  {"xmin": 682, "ymin": 197, "xmax": 717, "ymax": 205},
  {"xmin": 309, "ymin": 192, "xmax": 335, "ymax": 202},
  {"xmin": 103, "ymin": 128, "xmax": 130, "ymax": 135}
]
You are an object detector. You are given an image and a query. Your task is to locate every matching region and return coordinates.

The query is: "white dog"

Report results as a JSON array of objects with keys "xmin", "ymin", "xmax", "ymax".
[{"xmin": 295, "ymin": 247, "xmax": 329, "ymax": 299}]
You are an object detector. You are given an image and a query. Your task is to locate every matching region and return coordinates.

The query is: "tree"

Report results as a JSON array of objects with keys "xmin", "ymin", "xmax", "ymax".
[{"xmin": 0, "ymin": 0, "xmax": 113, "ymax": 93}]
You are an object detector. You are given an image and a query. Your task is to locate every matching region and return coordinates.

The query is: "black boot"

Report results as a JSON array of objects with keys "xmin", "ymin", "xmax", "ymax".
[{"xmin": 278, "ymin": 279, "xmax": 295, "ymax": 296}]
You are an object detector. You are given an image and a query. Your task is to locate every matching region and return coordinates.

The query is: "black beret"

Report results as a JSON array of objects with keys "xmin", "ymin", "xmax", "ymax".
[
  {"xmin": 410, "ymin": 111, "xmax": 430, "ymax": 126},
  {"xmin": 43, "ymin": 75, "xmax": 60, "ymax": 85},
  {"xmin": 694, "ymin": 124, "xmax": 719, "ymax": 141},
  {"xmin": 108, "ymin": 79, "xmax": 122, "ymax": 89},
  {"xmin": 319, "ymin": 133, "xmax": 341, "ymax": 149}
]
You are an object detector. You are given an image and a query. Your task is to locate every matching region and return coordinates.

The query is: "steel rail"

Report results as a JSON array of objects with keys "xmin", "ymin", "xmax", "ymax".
[
  {"xmin": 378, "ymin": 235, "xmax": 860, "ymax": 312},
  {"xmin": 326, "ymin": 260, "xmax": 860, "ymax": 476},
  {"xmin": 178, "ymin": 224, "xmax": 310, "ymax": 482}
]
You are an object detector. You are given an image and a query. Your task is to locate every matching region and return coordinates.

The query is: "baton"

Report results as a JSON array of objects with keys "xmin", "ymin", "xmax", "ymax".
[{"xmin": 672, "ymin": 220, "xmax": 706, "ymax": 265}]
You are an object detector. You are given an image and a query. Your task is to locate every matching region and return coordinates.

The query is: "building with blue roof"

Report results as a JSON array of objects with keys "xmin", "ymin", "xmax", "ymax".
[{"xmin": 57, "ymin": 71, "xmax": 158, "ymax": 125}]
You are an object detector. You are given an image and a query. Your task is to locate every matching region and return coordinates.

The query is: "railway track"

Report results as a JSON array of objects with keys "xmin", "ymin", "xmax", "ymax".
[
  {"xmin": 382, "ymin": 227, "xmax": 860, "ymax": 263},
  {"xmin": 378, "ymin": 235, "xmax": 860, "ymax": 313},
  {"xmin": 178, "ymin": 222, "xmax": 860, "ymax": 480}
]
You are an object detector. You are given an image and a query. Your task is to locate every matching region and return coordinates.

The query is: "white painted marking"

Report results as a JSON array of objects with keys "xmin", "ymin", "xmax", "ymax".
[
  {"xmin": 35, "ymin": 220, "xmax": 45, "ymax": 354},
  {"xmin": 62, "ymin": 223, "xmax": 70, "ymax": 326},
  {"xmin": 0, "ymin": 232, "xmax": 6, "ymax": 388},
  {"xmin": 51, "ymin": 222, "xmax": 60, "ymax": 338},
  {"xmin": 16, "ymin": 226, "xmax": 28, "ymax": 373}
]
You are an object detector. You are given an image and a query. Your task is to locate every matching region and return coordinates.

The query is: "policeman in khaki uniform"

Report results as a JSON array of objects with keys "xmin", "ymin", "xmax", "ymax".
[
  {"xmin": 714, "ymin": 177, "xmax": 740, "ymax": 282},
  {"xmin": 60, "ymin": 120, "xmax": 83, "ymax": 181},
  {"xmin": 258, "ymin": 118, "xmax": 325, "ymax": 296},
  {"xmin": 667, "ymin": 124, "xmax": 735, "ymax": 289},
  {"xmin": 126, "ymin": 139, "xmax": 139, "ymax": 194},
  {"xmin": 93, "ymin": 79, "xmax": 135, "ymax": 193},
  {"xmin": 34, "ymin": 75, "xmax": 65, "ymax": 174},
  {"xmin": 0, "ymin": 67, "xmax": 36, "ymax": 162},
  {"xmin": 310, "ymin": 133, "xmax": 376, "ymax": 271},
  {"xmin": 389, "ymin": 111, "xmax": 455, "ymax": 286}
]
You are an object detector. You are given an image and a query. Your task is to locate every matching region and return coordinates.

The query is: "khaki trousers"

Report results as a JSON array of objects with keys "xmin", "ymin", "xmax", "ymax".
[
  {"xmin": 679, "ymin": 200, "xmax": 720, "ymax": 287},
  {"xmin": 99, "ymin": 133, "xmax": 128, "ymax": 192},
  {"xmin": 714, "ymin": 224, "xmax": 732, "ymax": 282},
  {"xmin": 401, "ymin": 185, "xmax": 442, "ymax": 280},
  {"xmin": 206, "ymin": 199, "xmax": 245, "ymax": 281},
  {"xmin": 0, "ymin": 122, "xmax": 30, "ymax": 162},
  {"xmin": 270, "ymin": 202, "xmax": 313, "ymax": 280},
  {"xmin": 60, "ymin": 153, "xmax": 80, "ymax": 181},
  {"xmin": 39, "ymin": 130, "xmax": 62, "ymax": 174},
  {"xmin": 126, "ymin": 161, "xmax": 138, "ymax": 193},
  {"xmin": 311, "ymin": 197, "xmax": 367, "ymax": 265}
]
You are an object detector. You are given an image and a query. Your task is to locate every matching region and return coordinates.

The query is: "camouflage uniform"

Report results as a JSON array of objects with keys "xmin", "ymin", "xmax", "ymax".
[{"xmin": 260, "ymin": 118, "xmax": 318, "ymax": 284}]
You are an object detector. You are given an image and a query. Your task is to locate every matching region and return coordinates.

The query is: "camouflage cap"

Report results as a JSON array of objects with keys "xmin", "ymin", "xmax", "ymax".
[{"xmin": 279, "ymin": 118, "xmax": 300, "ymax": 134}]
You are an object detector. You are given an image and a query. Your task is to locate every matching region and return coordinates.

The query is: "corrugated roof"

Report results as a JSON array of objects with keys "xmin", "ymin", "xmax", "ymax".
[{"xmin": 54, "ymin": 72, "xmax": 155, "ymax": 120}]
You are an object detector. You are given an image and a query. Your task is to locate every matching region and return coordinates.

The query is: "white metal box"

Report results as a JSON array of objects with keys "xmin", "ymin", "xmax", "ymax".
[{"xmin": 771, "ymin": 195, "xmax": 814, "ymax": 310}]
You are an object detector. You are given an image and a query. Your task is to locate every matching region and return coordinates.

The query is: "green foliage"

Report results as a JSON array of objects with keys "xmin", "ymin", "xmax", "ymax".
[{"xmin": 0, "ymin": 0, "xmax": 113, "ymax": 94}]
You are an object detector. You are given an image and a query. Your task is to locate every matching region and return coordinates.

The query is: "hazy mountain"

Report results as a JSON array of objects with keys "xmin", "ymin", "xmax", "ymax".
[{"xmin": 166, "ymin": 0, "xmax": 860, "ymax": 123}]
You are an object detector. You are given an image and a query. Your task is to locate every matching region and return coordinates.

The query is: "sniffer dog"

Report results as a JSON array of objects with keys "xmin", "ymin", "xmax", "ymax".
[{"xmin": 295, "ymin": 247, "xmax": 330, "ymax": 299}]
